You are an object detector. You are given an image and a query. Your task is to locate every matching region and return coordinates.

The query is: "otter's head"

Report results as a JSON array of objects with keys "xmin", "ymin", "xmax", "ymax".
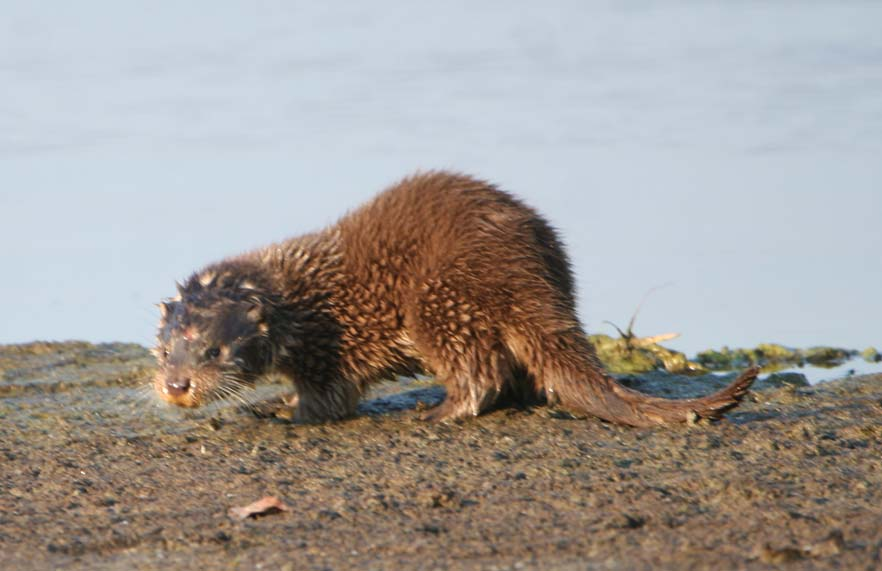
[{"xmin": 153, "ymin": 278, "xmax": 274, "ymax": 408}]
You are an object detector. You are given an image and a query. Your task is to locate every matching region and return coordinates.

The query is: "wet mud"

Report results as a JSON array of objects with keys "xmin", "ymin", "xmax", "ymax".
[{"xmin": 2, "ymin": 342, "xmax": 881, "ymax": 570}]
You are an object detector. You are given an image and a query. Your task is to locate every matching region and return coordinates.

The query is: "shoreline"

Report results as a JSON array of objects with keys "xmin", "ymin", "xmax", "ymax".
[{"xmin": 2, "ymin": 341, "xmax": 881, "ymax": 570}]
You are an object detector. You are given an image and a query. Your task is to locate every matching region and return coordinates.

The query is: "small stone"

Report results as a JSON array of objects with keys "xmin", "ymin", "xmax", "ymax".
[
  {"xmin": 417, "ymin": 523, "xmax": 444, "ymax": 534},
  {"xmin": 316, "ymin": 509, "xmax": 342, "ymax": 521},
  {"xmin": 759, "ymin": 544, "xmax": 805, "ymax": 564},
  {"xmin": 418, "ymin": 488, "xmax": 459, "ymax": 508},
  {"xmin": 612, "ymin": 513, "xmax": 645, "ymax": 529},
  {"xmin": 214, "ymin": 531, "xmax": 232, "ymax": 543},
  {"xmin": 806, "ymin": 530, "xmax": 844, "ymax": 557}
]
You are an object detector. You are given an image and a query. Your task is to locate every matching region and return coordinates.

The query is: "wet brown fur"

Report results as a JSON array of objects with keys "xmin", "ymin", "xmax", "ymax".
[{"xmin": 154, "ymin": 171, "xmax": 757, "ymax": 426}]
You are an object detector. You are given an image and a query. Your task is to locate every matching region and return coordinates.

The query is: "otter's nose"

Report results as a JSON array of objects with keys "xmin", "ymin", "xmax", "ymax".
[{"xmin": 165, "ymin": 377, "xmax": 191, "ymax": 397}]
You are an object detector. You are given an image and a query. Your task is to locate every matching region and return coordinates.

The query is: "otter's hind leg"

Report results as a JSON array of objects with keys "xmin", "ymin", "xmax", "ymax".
[
  {"xmin": 495, "ymin": 363, "xmax": 546, "ymax": 410},
  {"xmin": 418, "ymin": 343, "xmax": 520, "ymax": 421},
  {"xmin": 408, "ymin": 278, "xmax": 516, "ymax": 422},
  {"xmin": 418, "ymin": 347, "xmax": 516, "ymax": 422}
]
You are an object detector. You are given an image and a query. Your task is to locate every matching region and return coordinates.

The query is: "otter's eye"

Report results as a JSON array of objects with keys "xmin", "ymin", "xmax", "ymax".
[
  {"xmin": 204, "ymin": 347, "xmax": 221, "ymax": 360},
  {"xmin": 162, "ymin": 348, "xmax": 169, "ymax": 358}
]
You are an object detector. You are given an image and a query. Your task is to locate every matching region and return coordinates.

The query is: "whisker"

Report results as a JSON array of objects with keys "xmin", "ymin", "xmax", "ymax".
[
  {"xmin": 218, "ymin": 375, "xmax": 260, "ymax": 411},
  {"xmin": 211, "ymin": 376, "xmax": 257, "ymax": 411},
  {"xmin": 223, "ymin": 384, "xmax": 256, "ymax": 409}
]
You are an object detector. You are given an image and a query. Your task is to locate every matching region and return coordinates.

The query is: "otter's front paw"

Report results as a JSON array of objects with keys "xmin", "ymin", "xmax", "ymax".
[{"xmin": 248, "ymin": 393, "xmax": 298, "ymax": 421}]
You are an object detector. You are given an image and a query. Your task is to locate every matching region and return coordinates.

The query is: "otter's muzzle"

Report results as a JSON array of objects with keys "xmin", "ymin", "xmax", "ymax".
[{"xmin": 164, "ymin": 377, "xmax": 191, "ymax": 397}]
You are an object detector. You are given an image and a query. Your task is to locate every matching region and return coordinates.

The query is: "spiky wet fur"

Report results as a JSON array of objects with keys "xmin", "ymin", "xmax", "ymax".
[{"xmin": 154, "ymin": 171, "xmax": 757, "ymax": 426}]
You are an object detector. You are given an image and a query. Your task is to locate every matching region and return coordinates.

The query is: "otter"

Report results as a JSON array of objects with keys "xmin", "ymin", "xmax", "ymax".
[{"xmin": 153, "ymin": 171, "xmax": 757, "ymax": 427}]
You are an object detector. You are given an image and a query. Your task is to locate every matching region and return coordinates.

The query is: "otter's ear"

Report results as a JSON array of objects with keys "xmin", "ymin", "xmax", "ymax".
[
  {"xmin": 159, "ymin": 300, "xmax": 179, "ymax": 321},
  {"xmin": 245, "ymin": 300, "xmax": 271, "ymax": 334},
  {"xmin": 178, "ymin": 274, "xmax": 210, "ymax": 296}
]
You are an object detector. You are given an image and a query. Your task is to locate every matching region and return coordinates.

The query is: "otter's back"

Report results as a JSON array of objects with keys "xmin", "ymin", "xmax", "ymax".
[{"xmin": 335, "ymin": 171, "xmax": 577, "ymax": 310}]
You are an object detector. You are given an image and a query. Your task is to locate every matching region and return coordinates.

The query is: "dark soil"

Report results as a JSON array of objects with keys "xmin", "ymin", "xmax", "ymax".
[{"xmin": 2, "ymin": 342, "xmax": 881, "ymax": 570}]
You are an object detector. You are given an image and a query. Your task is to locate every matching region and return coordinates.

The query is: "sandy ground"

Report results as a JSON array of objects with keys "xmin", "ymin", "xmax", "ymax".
[{"xmin": 1, "ymin": 342, "xmax": 881, "ymax": 570}]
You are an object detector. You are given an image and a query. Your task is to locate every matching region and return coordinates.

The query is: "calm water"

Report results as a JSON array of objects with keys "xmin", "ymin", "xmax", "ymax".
[{"xmin": 1, "ymin": 1, "xmax": 881, "ymax": 357}]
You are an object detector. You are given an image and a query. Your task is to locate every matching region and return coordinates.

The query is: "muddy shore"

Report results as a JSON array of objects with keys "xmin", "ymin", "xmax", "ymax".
[{"xmin": 1, "ymin": 342, "xmax": 881, "ymax": 570}]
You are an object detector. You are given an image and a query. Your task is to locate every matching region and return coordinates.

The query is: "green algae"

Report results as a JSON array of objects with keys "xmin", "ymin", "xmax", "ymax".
[
  {"xmin": 695, "ymin": 343, "xmax": 855, "ymax": 372},
  {"xmin": 804, "ymin": 346, "xmax": 854, "ymax": 366},
  {"xmin": 589, "ymin": 334, "xmax": 706, "ymax": 375},
  {"xmin": 588, "ymin": 332, "xmax": 874, "ymax": 381},
  {"xmin": 862, "ymin": 347, "xmax": 880, "ymax": 363}
]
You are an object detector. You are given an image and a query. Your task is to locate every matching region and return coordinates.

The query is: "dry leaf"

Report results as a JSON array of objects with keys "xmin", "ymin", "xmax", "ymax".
[{"xmin": 228, "ymin": 496, "xmax": 290, "ymax": 520}]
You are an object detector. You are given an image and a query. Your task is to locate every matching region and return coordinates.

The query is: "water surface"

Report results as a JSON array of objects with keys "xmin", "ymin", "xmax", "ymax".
[{"xmin": 1, "ymin": 1, "xmax": 880, "ymax": 355}]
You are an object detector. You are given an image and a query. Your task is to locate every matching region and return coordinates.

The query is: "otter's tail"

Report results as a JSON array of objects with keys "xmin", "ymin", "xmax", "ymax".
[
  {"xmin": 512, "ymin": 329, "xmax": 758, "ymax": 427},
  {"xmin": 553, "ymin": 364, "xmax": 758, "ymax": 427}
]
